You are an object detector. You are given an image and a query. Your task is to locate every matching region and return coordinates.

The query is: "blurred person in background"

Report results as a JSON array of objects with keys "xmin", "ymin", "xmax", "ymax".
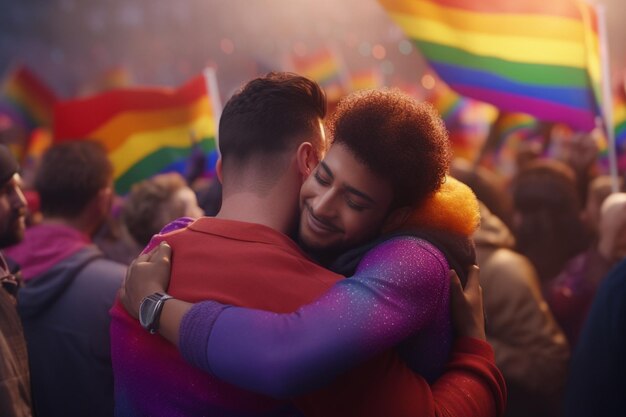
[
  {"xmin": 583, "ymin": 175, "xmax": 623, "ymax": 234},
  {"xmin": 564, "ymin": 255, "xmax": 626, "ymax": 417},
  {"xmin": 453, "ymin": 159, "xmax": 570, "ymax": 417},
  {"xmin": 510, "ymin": 160, "xmax": 595, "ymax": 347},
  {"xmin": 595, "ymin": 192, "xmax": 626, "ymax": 267},
  {"xmin": 117, "ymin": 172, "xmax": 204, "ymax": 263},
  {"xmin": 0, "ymin": 144, "xmax": 32, "ymax": 417},
  {"xmin": 548, "ymin": 128, "xmax": 602, "ymax": 208},
  {"xmin": 4, "ymin": 141, "xmax": 126, "ymax": 417},
  {"xmin": 123, "ymin": 172, "xmax": 204, "ymax": 248},
  {"xmin": 95, "ymin": 173, "xmax": 204, "ymax": 265},
  {"xmin": 451, "ymin": 158, "xmax": 513, "ymax": 228}
]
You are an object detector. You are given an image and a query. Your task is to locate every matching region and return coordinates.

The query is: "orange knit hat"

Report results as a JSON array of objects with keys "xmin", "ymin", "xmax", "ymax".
[{"xmin": 399, "ymin": 176, "xmax": 481, "ymax": 237}]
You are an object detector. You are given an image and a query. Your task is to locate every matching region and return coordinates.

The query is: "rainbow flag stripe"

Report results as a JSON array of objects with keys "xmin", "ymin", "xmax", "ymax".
[
  {"xmin": 291, "ymin": 48, "xmax": 346, "ymax": 101},
  {"xmin": 1, "ymin": 66, "xmax": 57, "ymax": 129},
  {"xmin": 493, "ymin": 112, "xmax": 540, "ymax": 148},
  {"xmin": 426, "ymin": 80, "xmax": 467, "ymax": 125},
  {"xmin": 614, "ymin": 87, "xmax": 626, "ymax": 151},
  {"xmin": 349, "ymin": 68, "xmax": 384, "ymax": 91},
  {"xmin": 54, "ymin": 75, "xmax": 218, "ymax": 194},
  {"xmin": 378, "ymin": 0, "xmax": 602, "ymax": 132}
]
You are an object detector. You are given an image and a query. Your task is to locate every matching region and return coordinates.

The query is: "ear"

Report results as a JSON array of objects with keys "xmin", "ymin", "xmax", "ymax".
[
  {"xmin": 295, "ymin": 142, "xmax": 319, "ymax": 180},
  {"xmin": 96, "ymin": 185, "xmax": 114, "ymax": 214},
  {"xmin": 216, "ymin": 158, "xmax": 223, "ymax": 184},
  {"xmin": 383, "ymin": 206, "xmax": 413, "ymax": 233}
]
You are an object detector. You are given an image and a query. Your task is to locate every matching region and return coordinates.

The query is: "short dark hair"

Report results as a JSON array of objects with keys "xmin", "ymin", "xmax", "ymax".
[
  {"xmin": 35, "ymin": 141, "xmax": 113, "ymax": 218},
  {"xmin": 218, "ymin": 72, "xmax": 327, "ymax": 168},
  {"xmin": 328, "ymin": 89, "xmax": 451, "ymax": 208}
]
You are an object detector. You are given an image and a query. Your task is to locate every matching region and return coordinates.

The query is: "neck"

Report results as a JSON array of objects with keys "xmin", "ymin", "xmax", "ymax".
[
  {"xmin": 41, "ymin": 214, "xmax": 98, "ymax": 239},
  {"xmin": 217, "ymin": 189, "xmax": 298, "ymax": 235},
  {"xmin": 217, "ymin": 156, "xmax": 303, "ymax": 235},
  {"xmin": 217, "ymin": 172, "xmax": 301, "ymax": 235}
]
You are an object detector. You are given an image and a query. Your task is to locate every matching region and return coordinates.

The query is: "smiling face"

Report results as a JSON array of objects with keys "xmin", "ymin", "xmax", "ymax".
[{"xmin": 298, "ymin": 143, "xmax": 394, "ymax": 255}]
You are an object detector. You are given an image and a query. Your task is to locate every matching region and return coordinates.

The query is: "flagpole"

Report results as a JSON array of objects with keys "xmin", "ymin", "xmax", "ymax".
[
  {"xmin": 203, "ymin": 67, "xmax": 222, "ymax": 150},
  {"xmin": 596, "ymin": 4, "xmax": 619, "ymax": 192}
]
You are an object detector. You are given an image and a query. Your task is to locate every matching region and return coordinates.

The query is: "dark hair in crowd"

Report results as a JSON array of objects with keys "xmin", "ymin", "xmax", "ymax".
[
  {"xmin": 511, "ymin": 159, "xmax": 591, "ymax": 282},
  {"xmin": 328, "ymin": 89, "xmax": 451, "ymax": 209},
  {"xmin": 218, "ymin": 72, "xmax": 327, "ymax": 168},
  {"xmin": 35, "ymin": 141, "xmax": 113, "ymax": 218}
]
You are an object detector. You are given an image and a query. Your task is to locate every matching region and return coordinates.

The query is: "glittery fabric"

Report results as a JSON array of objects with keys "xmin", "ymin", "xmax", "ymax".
[{"xmin": 181, "ymin": 236, "xmax": 452, "ymax": 396}]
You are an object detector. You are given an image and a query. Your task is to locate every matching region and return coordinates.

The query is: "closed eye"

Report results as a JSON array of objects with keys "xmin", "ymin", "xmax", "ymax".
[
  {"xmin": 346, "ymin": 198, "xmax": 367, "ymax": 211},
  {"xmin": 314, "ymin": 171, "xmax": 331, "ymax": 186}
]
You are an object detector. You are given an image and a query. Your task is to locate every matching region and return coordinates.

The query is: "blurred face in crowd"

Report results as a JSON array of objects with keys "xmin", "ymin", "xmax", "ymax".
[
  {"xmin": 0, "ymin": 174, "xmax": 27, "ymax": 248},
  {"xmin": 298, "ymin": 143, "xmax": 393, "ymax": 254},
  {"xmin": 611, "ymin": 227, "xmax": 626, "ymax": 261},
  {"xmin": 598, "ymin": 195, "xmax": 626, "ymax": 263},
  {"xmin": 171, "ymin": 186, "xmax": 204, "ymax": 219}
]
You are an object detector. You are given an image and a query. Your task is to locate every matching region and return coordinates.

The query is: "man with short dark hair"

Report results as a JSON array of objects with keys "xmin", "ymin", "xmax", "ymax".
[
  {"xmin": 111, "ymin": 73, "xmax": 505, "ymax": 417},
  {"xmin": 5, "ymin": 141, "xmax": 126, "ymax": 417},
  {"xmin": 0, "ymin": 144, "xmax": 32, "ymax": 417}
]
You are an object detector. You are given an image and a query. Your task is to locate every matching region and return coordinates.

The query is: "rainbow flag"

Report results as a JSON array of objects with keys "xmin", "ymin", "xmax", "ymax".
[
  {"xmin": 54, "ymin": 73, "xmax": 219, "ymax": 195},
  {"xmin": 425, "ymin": 78, "xmax": 468, "ymax": 127},
  {"xmin": 480, "ymin": 112, "xmax": 542, "ymax": 175},
  {"xmin": 20, "ymin": 127, "xmax": 53, "ymax": 169},
  {"xmin": 291, "ymin": 47, "xmax": 347, "ymax": 102},
  {"xmin": 349, "ymin": 68, "xmax": 384, "ymax": 92},
  {"xmin": 614, "ymin": 86, "xmax": 626, "ymax": 151},
  {"xmin": 378, "ymin": 0, "xmax": 602, "ymax": 132},
  {"xmin": 450, "ymin": 98, "xmax": 499, "ymax": 161},
  {"xmin": 1, "ymin": 66, "xmax": 57, "ymax": 131},
  {"xmin": 492, "ymin": 112, "xmax": 541, "ymax": 150}
]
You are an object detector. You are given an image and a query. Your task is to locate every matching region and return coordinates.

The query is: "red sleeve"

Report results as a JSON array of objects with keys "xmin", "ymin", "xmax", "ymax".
[
  {"xmin": 294, "ymin": 350, "xmax": 434, "ymax": 417},
  {"xmin": 294, "ymin": 338, "xmax": 506, "ymax": 417},
  {"xmin": 432, "ymin": 337, "xmax": 507, "ymax": 417}
]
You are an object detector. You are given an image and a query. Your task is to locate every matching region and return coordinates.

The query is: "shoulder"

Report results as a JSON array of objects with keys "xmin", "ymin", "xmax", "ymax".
[
  {"xmin": 143, "ymin": 216, "xmax": 196, "ymax": 253},
  {"xmin": 362, "ymin": 235, "xmax": 448, "ymax": 269},
  {"xmin": 79, "ymin": 254, "xmax": 125, "ymax": 289},
  {"xmin": 486, "ymin": 248, "xmax": 538, "ymax": 286},
  {"xmin": 356, "ymin": 236, "xmax": 449, "ymax": 287},
  {"xmin": 592, "ymin": 260, "xmax": 626, "ymax": 312}
]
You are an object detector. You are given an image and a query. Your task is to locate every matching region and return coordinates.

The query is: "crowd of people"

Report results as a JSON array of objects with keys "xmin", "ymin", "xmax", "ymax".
[{"xmin": 1, "ymin": 72, "xmax": 625, "ymax": 417}]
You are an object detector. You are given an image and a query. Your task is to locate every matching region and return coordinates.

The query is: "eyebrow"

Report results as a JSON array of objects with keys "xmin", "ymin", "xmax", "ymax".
[
  {"xmin": 319, "ymin": 161, "xmax": 334, "ymax": 179},
  {"xmin": 320, "ymin": 162, "xmax": 376, "ymax": 205}
]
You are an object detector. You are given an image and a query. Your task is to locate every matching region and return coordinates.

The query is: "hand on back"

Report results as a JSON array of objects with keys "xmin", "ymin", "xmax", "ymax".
[
  {"xmin": 450, "ymin": 265, "xmax": 486, "ymax": 341},
  {"xmin": 120, "ymin": 242, "xmax": 173, "ymax": 318}
]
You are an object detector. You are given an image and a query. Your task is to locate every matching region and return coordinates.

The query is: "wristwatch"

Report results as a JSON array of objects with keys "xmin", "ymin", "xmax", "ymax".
[{"xmin": 139, "ymin": 292, "xmax": 173, "ymax": 334}]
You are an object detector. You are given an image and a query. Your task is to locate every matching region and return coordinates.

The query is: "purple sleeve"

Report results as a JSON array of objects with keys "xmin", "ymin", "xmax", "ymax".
[
  {"xmin": 179, "ymin": 236, "xmax": 450, "ymax": 397},
  {"xmin": 142, "ymin": 217, "xmax": 196, "ymax": 254},
  {"xmin": 179, "ymin": 301, "xmax": 229, "ymax": 372}
]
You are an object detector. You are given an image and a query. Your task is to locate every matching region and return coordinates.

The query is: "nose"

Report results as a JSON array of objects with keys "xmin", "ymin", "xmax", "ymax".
[
  {"xmin": 311, "ymin": 188, "xmax": 338, "ymax": 219},
  {"xmin": 10, "ymin": 184, "xmax": 27, "ymax": 211}
]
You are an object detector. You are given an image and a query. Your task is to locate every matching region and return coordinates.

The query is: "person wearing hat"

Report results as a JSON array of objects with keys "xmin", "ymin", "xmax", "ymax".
[{"xmin": 0, "ymin": 144, "xmax": 32, "ymax": 417}]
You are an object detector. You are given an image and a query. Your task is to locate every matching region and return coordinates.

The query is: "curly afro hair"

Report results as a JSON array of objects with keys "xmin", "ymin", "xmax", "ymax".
[{"xmin": 328, "ymin": 89, "xmax": 451, "ymax": 209}]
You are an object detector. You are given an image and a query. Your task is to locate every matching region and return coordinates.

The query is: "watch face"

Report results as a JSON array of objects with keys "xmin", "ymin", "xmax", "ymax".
[{"xmin": 139, "ymin": 295, "xmax": 159, "ymax": 330}]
